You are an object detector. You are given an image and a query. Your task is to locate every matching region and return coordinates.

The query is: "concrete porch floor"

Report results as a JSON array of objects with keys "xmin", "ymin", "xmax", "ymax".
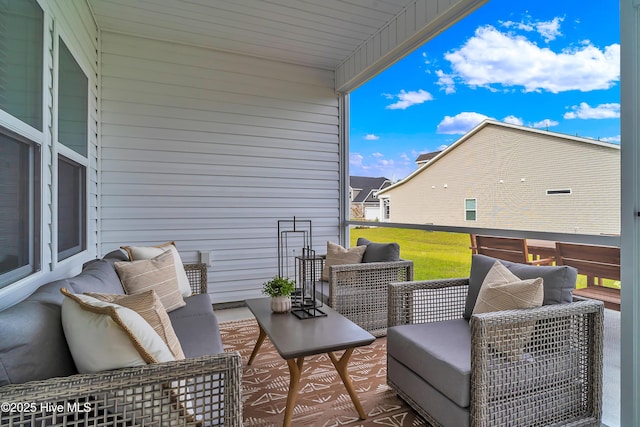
[{"xmin": 215, "ymin": 306, "xmax": 621, "ymax": 427}]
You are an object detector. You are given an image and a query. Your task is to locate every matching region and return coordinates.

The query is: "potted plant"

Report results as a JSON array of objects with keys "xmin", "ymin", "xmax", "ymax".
[{"xmin": 262, "ymin": 276, "xmax": 296, "ymax": 313}]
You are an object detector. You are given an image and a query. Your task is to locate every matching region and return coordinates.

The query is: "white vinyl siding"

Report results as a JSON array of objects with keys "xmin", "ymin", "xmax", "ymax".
[
  {"xmin": 382, "ymin": 123, "xmax": 620, "ymax": 236},
  {"xmin": 99, "ymin": 32, "xmax": 340, "ymax": 303}
]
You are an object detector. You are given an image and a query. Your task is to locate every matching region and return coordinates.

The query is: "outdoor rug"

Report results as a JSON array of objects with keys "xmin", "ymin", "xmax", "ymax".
[{"xmin": 220, "ymin": 318, "xmax": 428, "ymax": 427}]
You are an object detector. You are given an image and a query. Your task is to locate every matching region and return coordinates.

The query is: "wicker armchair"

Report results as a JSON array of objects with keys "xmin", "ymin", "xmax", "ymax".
[
  {"xmin": 0, "ymin": 263, "xmax": 243, "ymax": 427},
  {"xmin": 387, "ymin": 278, "xmax": 604, "ymax": 427},
  {"xmin": 325, "ymin": 260, "xmax": 413, "ymax": 337}
]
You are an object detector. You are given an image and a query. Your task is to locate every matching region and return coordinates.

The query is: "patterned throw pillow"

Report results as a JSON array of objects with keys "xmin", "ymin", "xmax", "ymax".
[
  {"xmin": 121, "ymin": 242, "xmax": 193, "ymax": 297},
  {"xmin": 321, "ymin": 241, "xmax": 367, "ymax": 281},
  {"xmin": 473, "ymin": 261, "xmax": 544, "ymax": 360},
  {"xmin": 115, "ymin": 250, "xmax": 185, "ymax": 312},
  {"xmin": 85, "ymin": 290, "xmax": 185, "ymax": 360}
]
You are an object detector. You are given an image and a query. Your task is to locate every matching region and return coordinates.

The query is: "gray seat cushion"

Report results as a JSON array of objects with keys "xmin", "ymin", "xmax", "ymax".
[
  {"xmin": 464, "ymin": 254, "xmax": 577, "ymax": 320},
  {"xmin": 168, "ymin": 294, "xmax": 223, "ymax": 357},
  {"xmin": 387, "ymin": 319, "xmax": 471, "ymax": 407},
  {"xmin": 357, "ymin": 237, "xmax": 400, "ymax": 263},
  {"xmin": 0, "ymin": 298, "xmax": 77, "ymax": 385}
]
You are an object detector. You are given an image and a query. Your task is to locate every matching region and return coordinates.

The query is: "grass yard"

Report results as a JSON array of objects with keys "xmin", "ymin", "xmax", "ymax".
[
  {"xmin": 349, "ymin": 227, "xmax": 472, "ymax": 280},
  {"xmin": 349, "ymin": 226, "xmax": 620, "ymax": 289}
]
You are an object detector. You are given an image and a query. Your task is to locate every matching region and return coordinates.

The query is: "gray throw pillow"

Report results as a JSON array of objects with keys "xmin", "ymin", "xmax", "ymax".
[
  {"xmin": 464, "ymin": 254, "xmax": 577, "ymax": 320},
  {"xmin": 357, "ymin": 237, "xmax": 400, "ymax": 263}
]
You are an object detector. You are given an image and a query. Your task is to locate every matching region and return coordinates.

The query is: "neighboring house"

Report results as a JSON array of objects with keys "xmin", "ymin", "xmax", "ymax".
[
  {"xmin": 377, "ymin": 120, "xmax": 620, "ymax": 235},
  {"xmin": 350, "ymin": 176, "xmax": 391, "ymax": 221},
  {"xmin": 415, "ymin": 150, "xmax": 442, "ymax": 167}
]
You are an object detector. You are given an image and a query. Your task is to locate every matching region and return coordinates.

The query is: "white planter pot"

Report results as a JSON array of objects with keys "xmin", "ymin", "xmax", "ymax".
[{"xmin": 270, "ymin": 296, "xmax": 291, "ymax": 313}]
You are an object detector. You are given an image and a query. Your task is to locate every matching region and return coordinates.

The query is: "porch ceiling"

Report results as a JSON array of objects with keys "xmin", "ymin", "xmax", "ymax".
[{"xmin": 87, "ymin": 0, "xmax": 415, "ymax": 70}]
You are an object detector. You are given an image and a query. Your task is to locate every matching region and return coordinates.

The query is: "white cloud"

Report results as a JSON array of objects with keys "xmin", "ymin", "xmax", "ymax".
[
  {"xmin": 364, "ymin": 134, "xmax": 380, "ymax": 140},
  {"xmin": 437, "ymin": 144, "xmax": 449, "ymax": 151},
  {"xmin": 444, "ymin": 25, "xmax": 619, "ymax": 93},
  {"xmin": 503, "ymin": 115, "xmax": 524, "ymax": 125},
  {"xmin": 564, "ymin": 102, "xmax": 620, "ymax": 119},
  {"xmin": 501, "ymin": 17, "xmax": 564, "ymax": 42},
  {"xmin": 536, "ymin": 17, "xmax": 564, "ymax": 42},
  {"xmin": 601, "ymin": 135, "xmax": 621, "ymax": 143},
  {"xmin": 372, "ymin": 152, "xmax": 384, "ymax": 158},
  {"xmin": 350, "ymin": 153, "xmax": 365, "ymax": 168},
  {"xmin": 437, "ymin": 112, "xmax": 491, "ymax": 134},
  {"xmin": 435, "ymin": 70, "xmax": 456, "ymax": 94},
  {"xmin": 385, "ymin": 89, "xmax": 434, "ymax": 110},
  {"xmin": 532, "ymin": 119, "xmax": 560, "ymax": 128}
]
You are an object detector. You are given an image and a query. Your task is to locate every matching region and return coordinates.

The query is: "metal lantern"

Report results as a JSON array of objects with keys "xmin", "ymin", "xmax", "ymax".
[{"xmin": 292, "ymin": 247, "xmax": 326, "ymax": 319}]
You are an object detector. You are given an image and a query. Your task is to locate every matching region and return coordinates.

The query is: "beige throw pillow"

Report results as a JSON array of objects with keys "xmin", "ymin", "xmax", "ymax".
[
  {"xmin": 121, "ymin": 242, "xmax": 193, "ymax": 297},
  {"xmin": 321, "ymin": 241, "xmax": 367, "ymax": 281},
  {"xmin": 60, "ymin": 288, "xmax": 175, "ymax": 374},
  {"xmin": 115, "ymin": 250, "xmax": 186, "ymax": 312},
  {"xmin": 86, "ymin": 290, "xmax": 185, "ymax": 360},
  {"xmin": 473, "ymin": 261, "xmax": 544, "ymax": 360}
]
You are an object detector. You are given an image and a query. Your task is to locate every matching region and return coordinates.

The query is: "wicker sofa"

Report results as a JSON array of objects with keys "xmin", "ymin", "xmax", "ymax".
[
  {"xmin": 386, "ymin": 254, "xmax": 604, "ymax": 427},
  {"xmin": 315, "ymin": 239, "xmax": 414, "ymax": 337},
  {"xmin": 0, "ymin": 250, "xmax": 242, "ymax": 427}
]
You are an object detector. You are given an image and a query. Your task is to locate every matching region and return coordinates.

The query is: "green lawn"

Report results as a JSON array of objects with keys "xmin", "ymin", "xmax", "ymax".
[
  {"xmin": 349, "ymin": 227, "xmax": 620, "ymax": 289},
  {"xmin": 350, "ymin": 227, "xmax": 472, "ymax": 280}
]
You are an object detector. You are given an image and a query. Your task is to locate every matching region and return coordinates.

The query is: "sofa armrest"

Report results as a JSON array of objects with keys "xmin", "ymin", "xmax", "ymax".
[
  {"xmin": 327, "ymin": 260, "xmax": 413, "ymax": 337},
  {"xmin": 388, "ymin": 277, "xmax": 469, "ymax": 327},
  {"xmin": 184, "ymin": 263, "xmax": 208, "ymax": 295},
  {"xmin": 0, "ymin": 352, "xmax": 243, "ymax": 427},
  {"xmin": 470, "ymin": 299, "xmax": 604, "ymax": 426}
]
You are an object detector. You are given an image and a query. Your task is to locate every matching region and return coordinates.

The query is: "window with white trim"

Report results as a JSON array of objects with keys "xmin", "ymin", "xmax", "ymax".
[
  {"xmin": 465, "ymin": 198, "xmax": 477, "ymax": 221},
  {"xmin": 57, "ymin": 38, "xmax": 88, "ymax": 261},
  {"xmin": 0, "ymin": 0, "xmax": 43, "ymax": 288}
]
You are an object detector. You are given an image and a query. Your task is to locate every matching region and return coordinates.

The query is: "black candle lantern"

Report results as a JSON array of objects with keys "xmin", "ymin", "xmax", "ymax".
[{"xmin": 292, "ymin": 247, "xmax": 326, "ymax": 319}]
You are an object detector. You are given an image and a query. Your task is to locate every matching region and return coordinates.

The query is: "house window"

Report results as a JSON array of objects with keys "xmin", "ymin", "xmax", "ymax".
[
  {"xmin": 465, "ymin": 198, "xmax": 477, "ymax": 221},
  {"xmin": 57, "ymin": 39, "xmax": 88, "ymax": 261},
  {"xmin": 0, "ymin": 0, "xmax": 43, "ymax": 288},
  {"xmin": 57, "ymin": 156, "xmax": 86, "ymax": 260},
  {"xmin": 383, "ymin": 199, "xmax": 390, "ymax": 220},
  {"xmin": 546, "ymin": 189, "xmax": 572, "ymax": 195},
  {"xmin": 58, "ymin": 40, "xmax": 88, "ymax": 157},
  {"xmin": 0, "ymin": 129, "xmax": 41, "ymax": 288},
  {"xmin": 0, "ymin": 0, "xmax": 44, "ymax": 131}
]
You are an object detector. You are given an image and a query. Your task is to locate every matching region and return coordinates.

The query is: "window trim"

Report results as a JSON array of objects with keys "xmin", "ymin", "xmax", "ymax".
[
  {"xmin": 52, "ymin": 32, "xmax": 90, "ymax": 266},
  {"xmin": 464, "ymin": 198, "xmax": 477, "ymax": 222},
  {"xmin": 0, "ymin": 127, "xmax": 42, "ymax": 288}
]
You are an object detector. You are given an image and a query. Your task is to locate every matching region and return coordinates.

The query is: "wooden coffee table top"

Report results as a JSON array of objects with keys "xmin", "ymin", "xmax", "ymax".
[{"xmin": 245, "ymin": 298, "xmax": 375, "ymax": 359}]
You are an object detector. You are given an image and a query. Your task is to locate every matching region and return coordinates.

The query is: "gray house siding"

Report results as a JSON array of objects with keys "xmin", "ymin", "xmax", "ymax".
[
  {"xmin": 99, "ymin": 32, "xmax": 340, "ymax": 303},
  {"xmin": 380, "ymin": 122, "xmax": 620, "ymax": 236}
]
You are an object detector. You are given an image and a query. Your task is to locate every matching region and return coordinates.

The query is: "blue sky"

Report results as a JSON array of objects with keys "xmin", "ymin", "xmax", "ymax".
[{"xmin": 349, "ymin": 0, "xmax": 620, "ymax": 181}]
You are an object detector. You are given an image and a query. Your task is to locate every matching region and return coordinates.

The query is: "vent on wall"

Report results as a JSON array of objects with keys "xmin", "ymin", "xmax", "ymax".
[{"xmin": 546, "ymin": 189, "xmax": 572, "ymax": 195}]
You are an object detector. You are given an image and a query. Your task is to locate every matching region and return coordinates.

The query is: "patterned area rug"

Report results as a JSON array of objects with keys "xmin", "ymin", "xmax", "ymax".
[{"xmin": 220, "ymin": 319, "xmax": 427, "ymax": 427}]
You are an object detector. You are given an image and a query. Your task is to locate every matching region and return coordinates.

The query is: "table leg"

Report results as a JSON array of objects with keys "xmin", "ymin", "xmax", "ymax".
[
  {"xmin": 283, "ymin": 357, "xmax": 305, "ymax": 427},
  {"xmin": 328, "ymin": 349, "xmax": 366, "ymax": 419},
  {"xmin": 247, "ymin": 325, "xmax": 267, "ymax": 365}
]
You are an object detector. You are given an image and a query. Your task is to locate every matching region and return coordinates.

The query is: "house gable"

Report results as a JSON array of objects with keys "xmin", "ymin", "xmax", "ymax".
[{"xmin": 379, "ymin": 120, "xmax": 620, "ymax": 235}]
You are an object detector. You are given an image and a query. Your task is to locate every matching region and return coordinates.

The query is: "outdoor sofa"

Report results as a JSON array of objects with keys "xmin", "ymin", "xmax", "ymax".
[
  {"xmin": 387, "ymin": 254, "xmax": 604, "ymax": 427},
  {"xmin": 0, "ymin": 249, "xmax": 242, "ymax": 426}
]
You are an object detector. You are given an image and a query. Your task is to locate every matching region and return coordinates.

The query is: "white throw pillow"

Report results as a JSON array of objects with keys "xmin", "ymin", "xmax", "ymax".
[
  {"xmin": 121, "ymin": 242, "xmax": 193, "ymax": 297},
  {"xmin": 60, "ymin": 289, "xmax": 175, "ymax": 374}
]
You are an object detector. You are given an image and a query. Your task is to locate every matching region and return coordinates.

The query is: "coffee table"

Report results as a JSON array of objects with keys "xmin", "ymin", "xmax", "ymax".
[{"xmin": 245, "ymin": 298, "xmax": 376, "ymax": 427}]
